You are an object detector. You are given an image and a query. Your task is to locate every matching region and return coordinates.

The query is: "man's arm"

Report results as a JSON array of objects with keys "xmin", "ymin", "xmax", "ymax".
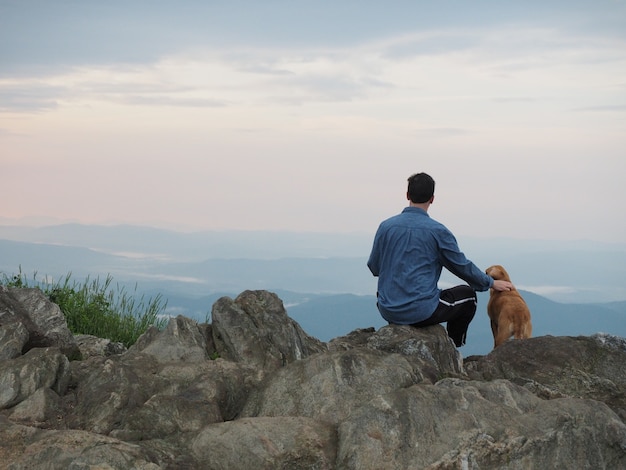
[
  {"xmin": 491, "ymin": 279, "xmax": 514, "ymax": 291},
  {"xmin": 437, "ymin": 228, "xmax": 493, "ymax": 291},
  {"xmin": 367, "ymin": 227, "xmax": 382, "ymax": 276}
]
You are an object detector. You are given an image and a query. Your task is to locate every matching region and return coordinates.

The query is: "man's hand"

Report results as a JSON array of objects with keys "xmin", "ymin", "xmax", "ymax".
[{"xmin": 492, "ymin": 280, "xmax": 514, "ymax": 292}]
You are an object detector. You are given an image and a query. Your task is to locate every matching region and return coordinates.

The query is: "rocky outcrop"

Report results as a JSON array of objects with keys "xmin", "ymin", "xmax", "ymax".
[
  {"xmin": 1, "ymin": 287, "xmax": 625, "ymax": 469},
  {"xmin": 465, "ymin": 334, "xmax": 626, "ymax": 422},
  {"xmin": 0, "ymin": 286, "xmax": 80, "ymax": 359}
]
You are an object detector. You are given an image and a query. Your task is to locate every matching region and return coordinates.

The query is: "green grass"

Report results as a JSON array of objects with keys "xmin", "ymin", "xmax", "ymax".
[{"xmin": 1, "ymin": 268, "xmax": 168, "ymax": 348}]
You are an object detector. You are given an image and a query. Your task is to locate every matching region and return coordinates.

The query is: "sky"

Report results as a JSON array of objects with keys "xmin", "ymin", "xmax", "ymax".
[{"xmin": 1, "ymin": 0, "xmax": 625, "ymax": 243}]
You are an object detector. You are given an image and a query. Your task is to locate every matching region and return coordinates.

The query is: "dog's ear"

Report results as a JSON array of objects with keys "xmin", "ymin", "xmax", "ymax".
[
  {"xmin": 486, "ymin": 265, "xmax": 506, "ymax": 280},
  {"xmin": 486, "ymin": 265, "xmax": 500, "ymax": 279}
]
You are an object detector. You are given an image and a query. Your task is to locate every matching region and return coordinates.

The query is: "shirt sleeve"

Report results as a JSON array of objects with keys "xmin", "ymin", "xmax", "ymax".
[
  {"xmin": 367, "ymin": 227, "xmax": 381, "ymax": 277},
  {"xmin": 436, "ymin": 227, "xmax": 493, "ymax": 291}
]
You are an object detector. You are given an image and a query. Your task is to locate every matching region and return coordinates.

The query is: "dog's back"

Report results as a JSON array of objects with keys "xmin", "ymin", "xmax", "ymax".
[
  {"xmin": 486, "ymin": 265, "xmax": 533, "ymax": 348},
  {"xmin": 487, "ymin": 291, "xmax": 532, "ymax": 342}
]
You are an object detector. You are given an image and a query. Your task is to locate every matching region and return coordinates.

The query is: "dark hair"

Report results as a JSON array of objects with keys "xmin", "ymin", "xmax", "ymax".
[{"xmin": 407, "ymin": 172, "xmax": 435, "ymax": 203}]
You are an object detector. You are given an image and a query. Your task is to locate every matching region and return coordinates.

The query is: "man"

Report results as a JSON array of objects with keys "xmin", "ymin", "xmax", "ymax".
[{"xmin": 367, "ymin": 172, "xmax": 513, "ymax": 347}]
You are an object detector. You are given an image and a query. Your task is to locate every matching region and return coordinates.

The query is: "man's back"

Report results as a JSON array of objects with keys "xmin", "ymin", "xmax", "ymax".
[{"xmin": 368, "ymin": 206, "xmax": 444, "ymax": 323}]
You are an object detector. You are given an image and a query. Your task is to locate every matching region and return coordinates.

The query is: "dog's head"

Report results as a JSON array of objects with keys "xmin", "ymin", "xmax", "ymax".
[{"xmin": 486, "ymin": 264, "xmax": 511, "ymax": 282}]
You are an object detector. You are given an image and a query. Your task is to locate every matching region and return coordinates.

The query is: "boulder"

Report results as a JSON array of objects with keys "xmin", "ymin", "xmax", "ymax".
[
  {"xmin": 0, "ymin": 416, "xmax": 162, "ymax": 470},
  {"xmin": 0, "ymin": 347, "xmax": 70, "ymax": 409},
  {"xmin": 211, "ymin": 290, "xmax": 327, "ymax": 372},
  {"xmin": 465, "ymin": 333, "xmax": 626, "ymax": 421},
  {"xmin": 0, "ymin": 288, "xmax": 625, "ymax": 469},
  {"xmin": 0, "ymin": 286, "xmax": 80, "ymax": 359},
  {"xmin": 9, "ymin": 387, "xmax": 62, "ymax": 424},
  {"xmin": 75, "ymin": 333, "xmax": 127, "ymax": 358},
  {"xmin": 240, "ymin": 348, "xmax": 423, "ymax": 424},
  {"xmin": 129, "ymin": 314, "xmax": 211, "ymax": 362},
  {"xmin": 337, "ymin": 378, "xmax": 626, "ymax": 469},
  {"xmin": 66, "ymin": 349, "xmax": 257, "ymax": 439},
  {"xmin": 0, "ymin": 320, "xmax": 29, "ymax": 360},
  {"xmin": 191, "ymin": 417, "xmax": 337, "ymax": 469}
]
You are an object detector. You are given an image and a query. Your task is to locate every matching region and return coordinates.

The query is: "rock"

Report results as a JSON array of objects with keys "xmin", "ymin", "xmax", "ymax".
[
  {"xmin": 0, "ymin": 347, "xmax": 70, "ymax": 410},
  {"xmin": 211, "ymin": 290, "xmax": 327, "ymax": 372},
  {"xmin": 9, "ymin": 387, "xmax": 62, "ymax": 424},
  {"xmin": 337, "ymin": 378, "xmax": 626, "ymax": 469},
  {"xmin": 67, "ymin": 342, "xmax": 258, "ymax": 439},
  {"xmin": 0, "ymin": 416, "xmax": 162, "ymax": 469},
  {"xmin": 191, "ymin": 417, "xmax": 337, "ymax": 469},
  {"xmin": 465, "ymin": 333, "xmax": 626, "ymax": 421},
  {"xmin": 75, "ymin": 334, "xmax": 127, "ymax": 358},
  {"xmin": 0, "ymin": 286, "xmax": 80, "ymax": 359},
  {"xmin": 365, "ymin": 324, "xmax": 463, "ymax": 378},
  {"xmin": 128, "ymin": 314, "xmax": 210, "ymax": 362},
  {"xmin": 0, "ymin": 288, "xmax": 625, "ymax": 469},
  {"xmin": 0, "ymin": 321, "xmax": 29, "ymax": 360},
  {"xmin": 240, "ymin": 348, "xmax": 424, "ymax": 424}
]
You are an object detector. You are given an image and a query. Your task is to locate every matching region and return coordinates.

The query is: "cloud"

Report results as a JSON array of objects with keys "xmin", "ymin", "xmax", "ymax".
[
  {"xmin": 3, "ymin": 2, "xmax": 625, "ymax": 79},
  {"xmin": 0, "ymin": 84, "xmax": 62, "ymax": 112},
  {"xmin": 518, "ymin": 285, "xmax": 578, "ymax": 296},
  {"xmin": 124, "ymin": 272, "xmax": 207, "ymax": 285},
  {"xmin": 2, "ymin": 13, "xmax": 624, "ymax": 114},
  {"xmin": 1, "ymin": 1, "xmax": 625, "ymax": 243},
  {"xmin": 572, "ymin": 105, "xmax": 626, "ymax": 112},
  {"xmin": 380, "ymin": 31, "xmax": 480, "ymax": 59},
  {"xmin": 119, "ymin": 95, "xmax": 228, "ymax": 108},
  {"xmin": 492, "ymin": 97, "xmax": 537, "ymax": 103},
  {"xmin": 415, "ymin": 127, "xmax": 472, "ymax": 137}
]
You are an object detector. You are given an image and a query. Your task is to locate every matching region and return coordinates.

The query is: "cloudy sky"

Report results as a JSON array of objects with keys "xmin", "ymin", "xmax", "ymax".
[{"xmin": 1, "ymin": 0, "xmax": 625, "ymax": 243}]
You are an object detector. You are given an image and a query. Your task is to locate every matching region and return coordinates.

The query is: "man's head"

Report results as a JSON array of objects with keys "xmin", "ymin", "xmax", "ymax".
[{"xmin": 407, "ymin": 172, "xmax": 435, "ymax": 204}]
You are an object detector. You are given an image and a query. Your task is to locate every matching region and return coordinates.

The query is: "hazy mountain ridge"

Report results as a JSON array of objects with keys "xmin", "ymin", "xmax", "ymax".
[
  {"xmin": 151, "ymin": 288, "xmax": 626, "ymax": 357},
  {"xmin": 2, "ymin": 223, "xmax": 625, "ymax": 302},
  {"xmin": 0, "ymin": 223, "xmax": 374, "ymax": 260},
  {"xmin": 255, "ymin": 290, "xmax": 626, "ymax": 356},
  {"xmin": 1, "ymin": 223, "xmax": 625, "ymax": 356}
]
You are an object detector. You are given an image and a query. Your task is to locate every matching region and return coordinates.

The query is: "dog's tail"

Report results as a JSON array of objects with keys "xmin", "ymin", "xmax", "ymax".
[{"xmin": 514, "ymin": 318, "xmax": 532, "ymax": 340}]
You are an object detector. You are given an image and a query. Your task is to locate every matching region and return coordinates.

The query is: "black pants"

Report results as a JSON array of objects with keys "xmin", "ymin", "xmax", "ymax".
[{"xmin": 410, "ymin": 285, "xmax": 477, "ymax": 347}]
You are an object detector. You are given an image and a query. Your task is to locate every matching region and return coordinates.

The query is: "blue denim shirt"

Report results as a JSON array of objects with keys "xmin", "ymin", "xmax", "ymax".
[{"xmin": 367, "ymin": 207, "xmax": 493, "ymax": 324}]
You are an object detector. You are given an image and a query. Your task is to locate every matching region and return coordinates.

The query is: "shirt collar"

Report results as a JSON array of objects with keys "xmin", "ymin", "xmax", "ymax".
[{"xmin": 402, "ymin": 206, "xmax": 429, "ymax": 216}]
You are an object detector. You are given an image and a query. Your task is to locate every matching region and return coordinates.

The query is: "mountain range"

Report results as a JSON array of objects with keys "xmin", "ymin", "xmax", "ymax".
[{"xmin": 1, "ymin": 223, "xmax": 624, "ymax": 356}]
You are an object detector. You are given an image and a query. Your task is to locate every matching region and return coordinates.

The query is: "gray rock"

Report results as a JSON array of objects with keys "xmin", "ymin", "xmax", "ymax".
[
  {"xmin": 328, "ymin": 324, "xmax": 463, "ymax": 380},
  {"xmin": 366, "ymin": 324, "xmax": 463, "ymax": 378},
  {"xmin": 211, "ymin": 290, "xmax": 327, "ymax": 372},
  {"xmin": 67, "ymin": 346, "xmax": 257, "ymax": 439},
  {"xmin": 337, "ymin": 378, "xmax": 626, "ymax": 469},
  {"xmin": 129, "ymin": 314, "xmax": 209, "ymax": 362},
  {"xmin": 0, "ymin": 321, "xmax": 29, "ymax": 360},
  {"xmin": 0, "ymin": 286, "xmax": 80, "ymax": 359},
  {"xmin": 0, "ymin": 347, "xmax": 70, "ymax": 410},
  {"xmin": 0, "ymin": 416, "xmax": 162, "ymax": 470},
  {"xmin": 191, "ymin": 417, "xmax": 337, "ymax": 470},
  {"xmin": 1, "ymin": 288, "xmax": 625, "ymax": 469},
  {"xmin": 75, "ymin": 333, "xmax": 127, "ymax": 358},
  {"xmin": 9, "ymin": 387, "xmax": 62, "ymax": 424},
  {"xmin": 241, "ymin": 347, "xmax": 424, "ymax": 424},
  {"xmin": 465, "ymin": 333, "xmax": 626, "ymax": 421}
]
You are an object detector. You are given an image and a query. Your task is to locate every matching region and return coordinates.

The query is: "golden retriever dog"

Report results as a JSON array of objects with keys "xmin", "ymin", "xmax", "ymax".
[{"xmin": 485, "ymin": 265, "xmax": 532, "ymax": 348}]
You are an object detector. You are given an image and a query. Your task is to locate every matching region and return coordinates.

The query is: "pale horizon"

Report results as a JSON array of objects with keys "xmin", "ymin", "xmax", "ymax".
[{"xmin": 2, "ymin": 1, "xmax": 625, "ymax": 243}]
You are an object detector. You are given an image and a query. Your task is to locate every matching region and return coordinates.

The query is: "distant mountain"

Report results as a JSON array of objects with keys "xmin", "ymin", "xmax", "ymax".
[
  {"xmin": 2, "ymin": 223, "xmax": 626, "ymax": 303},
  {"xmin": 0, "ymin": 239, "xmax": 134, "ymax": 281},
  {"xmin": 285, "ymin": 290, "xmax": 626, "ymax": 357},
  {"xmin": 1, "ymin": 223, "xmax": 625, "ymax": 356},
  {"xmin": 469, "ymin": 290, "xmax": 626, "ymax": 356},
  {"xmin": 0, "ymin": 223, "xmax": 374, "ymax": 260},
  {"xmin": 155, "ymin": 288, "xmax": 626, "ymax": 358},
  {"xmin": 286, "ymin": 293, "xmax": 385, "ymax": 341}
]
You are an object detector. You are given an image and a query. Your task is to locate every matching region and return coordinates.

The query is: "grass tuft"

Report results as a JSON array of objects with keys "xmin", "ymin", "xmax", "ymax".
[{"xmin": 1, "ymin": 267, "xmax": 168, "ymax": 348}]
